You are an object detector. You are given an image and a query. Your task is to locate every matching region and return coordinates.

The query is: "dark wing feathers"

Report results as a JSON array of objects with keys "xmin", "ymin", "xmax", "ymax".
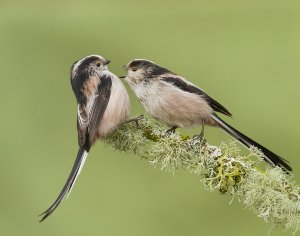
[
  {"xmin": 87, "ymin": 75, "xmax": 112, "ymax": 144},
  {"xmin": 75, "ymin": 74, "xmax": 112, "ymax": 148},
  {"xmin": 162, "ymin": 76, "xmax": 232, "ymax": 117},
  {"xmin": 77, "ymin": 118, "xmax": 86, "ymax": 147}
]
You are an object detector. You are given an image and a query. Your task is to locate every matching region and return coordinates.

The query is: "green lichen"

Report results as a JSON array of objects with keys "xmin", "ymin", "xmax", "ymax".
[
  {"xmin": 241, "ymin": 167, "xmax": 300, "ymax": 232},
  {"xmin": 104, "ymin": 117, "xmax": 300, "ymax": 233},
  {"xmin": 104, "ymin": 118, "xmax": 148, "ymax": 155}
]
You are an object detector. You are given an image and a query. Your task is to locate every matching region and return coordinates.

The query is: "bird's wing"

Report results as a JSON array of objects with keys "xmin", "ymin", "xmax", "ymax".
[
  {"xmin": 162, "ymin": 76, "xmax": 232, "ymax": 117},
  {"xmin": 77, "ymin": 105, "xmax": 88, "ymax": 146},
  {"xmin": 86, "ymin": 74, "xmax": 112, "ymax": 145},
  {"xmin": 76, "ymin": 74, "xmax": 112, "ymax": 147}
]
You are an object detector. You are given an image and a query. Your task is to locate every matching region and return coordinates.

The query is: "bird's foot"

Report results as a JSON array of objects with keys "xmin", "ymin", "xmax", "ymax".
[
  {"xmin": 192, "ymin": 133, "xmax": 206, "ymax": 144},
  {"xmin": 123, "ymin": 114, "xmax": 144, "ymax": 128},
  {"xmin": 198, "ymin": 126, "xmax": 206, "ymax": 143},
  {"xmin": 166, "ymin": 126, "xmax": 177, "ymax": 134}
]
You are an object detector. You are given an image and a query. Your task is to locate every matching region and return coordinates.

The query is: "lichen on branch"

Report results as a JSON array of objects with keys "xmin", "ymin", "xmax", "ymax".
[{"xmin": 104, "ymin": 117, "xmax": 300, "ymax": 233}]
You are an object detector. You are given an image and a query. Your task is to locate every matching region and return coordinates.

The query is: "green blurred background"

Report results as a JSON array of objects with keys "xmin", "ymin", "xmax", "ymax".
[{"xmin": 1, "ymin": 0, "xmax": 300, "ymax": 235}]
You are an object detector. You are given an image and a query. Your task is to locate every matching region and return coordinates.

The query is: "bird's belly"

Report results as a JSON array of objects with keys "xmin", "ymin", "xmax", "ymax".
[
  {"xmin": 97, "ymin": 78, "xmax": 130, "ymax": 138},
  {"xmin": 141, "ymin": 89, "xmax": 214, "ymax": 128}
]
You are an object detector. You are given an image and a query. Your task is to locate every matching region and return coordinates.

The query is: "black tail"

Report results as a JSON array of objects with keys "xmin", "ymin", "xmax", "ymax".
[
  {"xmin": 211, "ymin": 114, "xmax": 292, "ymax": 172},
  {"xmin": 39, "ymin": 147, "xmax": 89, "ymax": 222}
]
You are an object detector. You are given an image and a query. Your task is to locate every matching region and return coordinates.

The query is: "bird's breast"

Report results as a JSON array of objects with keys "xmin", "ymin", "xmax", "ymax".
[
  {"xmin": 97, "ymin": 76, "xmax": 130, "ymax": 138},
  {"xmin": 134, "ymin": 81, "xmax": 214, "ymax": 128}
]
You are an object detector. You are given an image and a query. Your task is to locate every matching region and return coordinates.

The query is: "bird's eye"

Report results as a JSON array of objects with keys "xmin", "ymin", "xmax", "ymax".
[
  {"xmin": 132, "ymin": 67, "xmax": 138, "ymax": 72},
  {"xmin": 96, "ymin": 62, "xmax": 101, "ymax": 67}
]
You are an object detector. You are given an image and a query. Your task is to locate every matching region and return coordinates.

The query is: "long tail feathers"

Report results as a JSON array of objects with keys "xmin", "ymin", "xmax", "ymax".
[
  {"xmin": 211, "ymin": 114, "xmax": 292, "ymax": 172},
  {"xmin": 39, "ymin": 147, "xmax": 88, "ymax": 222}
]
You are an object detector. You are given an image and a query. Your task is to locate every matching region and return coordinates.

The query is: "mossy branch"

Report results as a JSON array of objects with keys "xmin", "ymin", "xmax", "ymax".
[{"xmin": 104, "ymin": 117, "xmax": 300, "ymax": 233}]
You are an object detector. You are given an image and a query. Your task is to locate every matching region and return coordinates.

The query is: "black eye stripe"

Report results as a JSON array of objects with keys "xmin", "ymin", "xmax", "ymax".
[{"xmin": 129, "ymin": 60, "xmax": 171, "ymax": 76}]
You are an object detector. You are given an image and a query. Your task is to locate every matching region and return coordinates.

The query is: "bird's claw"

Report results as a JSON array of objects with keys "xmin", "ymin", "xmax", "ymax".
[
  {"xmin": 123, "ymin": 114, "xmax": 144, "ymax": 128},
  {"xmin": 166, "ymin": 126, "xmax": 177, "ymax": 134}
]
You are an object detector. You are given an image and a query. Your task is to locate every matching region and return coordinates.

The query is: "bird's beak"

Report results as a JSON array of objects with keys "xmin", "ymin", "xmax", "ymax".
[
  {"xmin": 105, "ymin": 60, "xmax": 111, "ymax": 65},
  {"xmin": 119, "ymin": 65, "xmax": 127, "ymax": 78}
]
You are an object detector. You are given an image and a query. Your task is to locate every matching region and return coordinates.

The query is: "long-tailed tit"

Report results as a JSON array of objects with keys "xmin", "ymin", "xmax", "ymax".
[
  {"xmin": 40, "ymin": 55, "xmax": 130, "ymax": 221},
  {"xmin": 121, "ymin": 59, "xmax": 292, "ymax": 172}
]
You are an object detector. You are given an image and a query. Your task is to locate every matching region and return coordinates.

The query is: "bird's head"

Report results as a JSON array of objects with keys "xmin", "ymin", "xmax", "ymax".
[
  {"xmin": 120, "ymin": 59, "xmax": 171, "ymax": 85},
  {"xmin": 70, "ymin": 55, "xmax": 110, "ymax": 105},
  {"xmin": 71, "ymin": 55, "xmax": 110, "ymax": 80}
]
